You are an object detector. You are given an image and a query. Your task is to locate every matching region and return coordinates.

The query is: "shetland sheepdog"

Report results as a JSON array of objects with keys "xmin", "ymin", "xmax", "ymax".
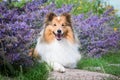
[{"xmin": 34, "ymin": 12, "xmax": 81, "ymax": 72}]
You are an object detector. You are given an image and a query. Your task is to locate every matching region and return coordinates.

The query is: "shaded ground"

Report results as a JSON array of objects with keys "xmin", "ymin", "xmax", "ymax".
[{"xmin": 48, "ymin": 69, "xmax": 119, "ymax": 80}]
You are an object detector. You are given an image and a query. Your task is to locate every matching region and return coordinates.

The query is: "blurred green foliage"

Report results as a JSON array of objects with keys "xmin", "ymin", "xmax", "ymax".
[
  {"xmin": 1, "ymin": 0, "xmax": 32, "ymax": 8},
  {"xmin": 11, "ymin": 0, "xmax": 32, "ymax": 8},
  {"xmin": 48, "ymin": 0, "xmax": 107, "ymax": 15}
]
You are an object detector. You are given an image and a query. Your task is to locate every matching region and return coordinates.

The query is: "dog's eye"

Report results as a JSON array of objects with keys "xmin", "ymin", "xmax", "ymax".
[
  {"xmin": 53, "ymin": 24, "xmax": 56, "ymax": 26},
  {"xmin": 62, "ymin": 24, "xmax": 64, "ymax": 26}
]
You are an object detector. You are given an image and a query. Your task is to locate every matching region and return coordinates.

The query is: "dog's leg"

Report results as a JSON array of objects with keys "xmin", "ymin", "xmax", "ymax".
[{"xmin": 48, "ymin": 62, "xmax": 65, "ymax": 73}]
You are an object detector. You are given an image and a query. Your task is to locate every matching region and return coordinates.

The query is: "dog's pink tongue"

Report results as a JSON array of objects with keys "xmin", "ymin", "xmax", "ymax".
[
  {"xmin": 58, "ymin": 34, "xmax": 61, "ymax": 38},
  {"xmin": 56, "ymin": 34, "xmax": 62, "ymax": 40}
]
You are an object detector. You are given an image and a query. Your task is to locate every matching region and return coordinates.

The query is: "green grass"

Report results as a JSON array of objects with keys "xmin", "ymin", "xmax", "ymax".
[
  {"xmin": 0, "ymin": 62, "xmax": 50, "ymax": 80},
  {"xmin": 23, "ymin": 62, "xmax": 50, "ymax": 80},
  {"xmin": 77, "ymin": 51, "xmax": 120, "ymax": 76}
]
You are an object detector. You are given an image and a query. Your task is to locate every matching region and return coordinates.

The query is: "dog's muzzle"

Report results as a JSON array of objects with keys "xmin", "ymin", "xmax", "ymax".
[{"xmin": 53, "ymin": 29, "xmax": 63, "ymax": 41}]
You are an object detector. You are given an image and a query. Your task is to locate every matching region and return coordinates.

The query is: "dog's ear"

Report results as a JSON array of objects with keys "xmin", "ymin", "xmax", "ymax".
[
  {"xmin": 45, "ymin": 12, "xmax": 56, "ymax": 22},
  {"xmin": 44, "ymin": 12, "xmax": 56, "ymax": 26},
  {"xmin": 61, "ymin": 13, "xmax": 71, "ymax": 24}
]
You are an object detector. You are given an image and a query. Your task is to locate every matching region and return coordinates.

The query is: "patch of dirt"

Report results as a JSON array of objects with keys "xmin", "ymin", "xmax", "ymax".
[{"xmin": 48, "ymin": 69, "xmax": 119, "ymax": 80}]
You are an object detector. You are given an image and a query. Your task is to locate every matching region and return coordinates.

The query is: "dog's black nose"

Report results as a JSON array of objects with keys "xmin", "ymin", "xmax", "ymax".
[{"xmin": 57, "ymin": 30, "xmax": 61, "ymax": 33}]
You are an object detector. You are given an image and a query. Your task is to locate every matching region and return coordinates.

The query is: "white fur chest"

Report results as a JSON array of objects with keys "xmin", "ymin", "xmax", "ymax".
[{"xmin": 35, "ymin": 38, "xmax": 81, "ymax": 68}]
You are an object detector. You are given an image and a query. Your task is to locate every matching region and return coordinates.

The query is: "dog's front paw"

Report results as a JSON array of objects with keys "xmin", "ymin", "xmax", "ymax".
[
  {"xmin": 53, "ymin": 63, "xmax": 65, "ymax": 73},
  {"xmin": 54, "ymin": 66, "xmax": 65, "ymax": 73}
]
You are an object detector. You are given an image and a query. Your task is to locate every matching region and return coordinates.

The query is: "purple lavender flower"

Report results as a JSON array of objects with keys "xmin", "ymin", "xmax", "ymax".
[
  {"xmin": 0, "ymin": 1, "xmax": 72, "ymax": 75},
  {"xmin": 73, "ymin": 8, "xmax": 120, "ymax": 57}
]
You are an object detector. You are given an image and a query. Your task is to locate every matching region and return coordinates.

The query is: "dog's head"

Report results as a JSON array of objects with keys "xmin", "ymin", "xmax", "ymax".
[{"xmin": 43, "ymin": 12, "xmax": 74, "ymax": 43}]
